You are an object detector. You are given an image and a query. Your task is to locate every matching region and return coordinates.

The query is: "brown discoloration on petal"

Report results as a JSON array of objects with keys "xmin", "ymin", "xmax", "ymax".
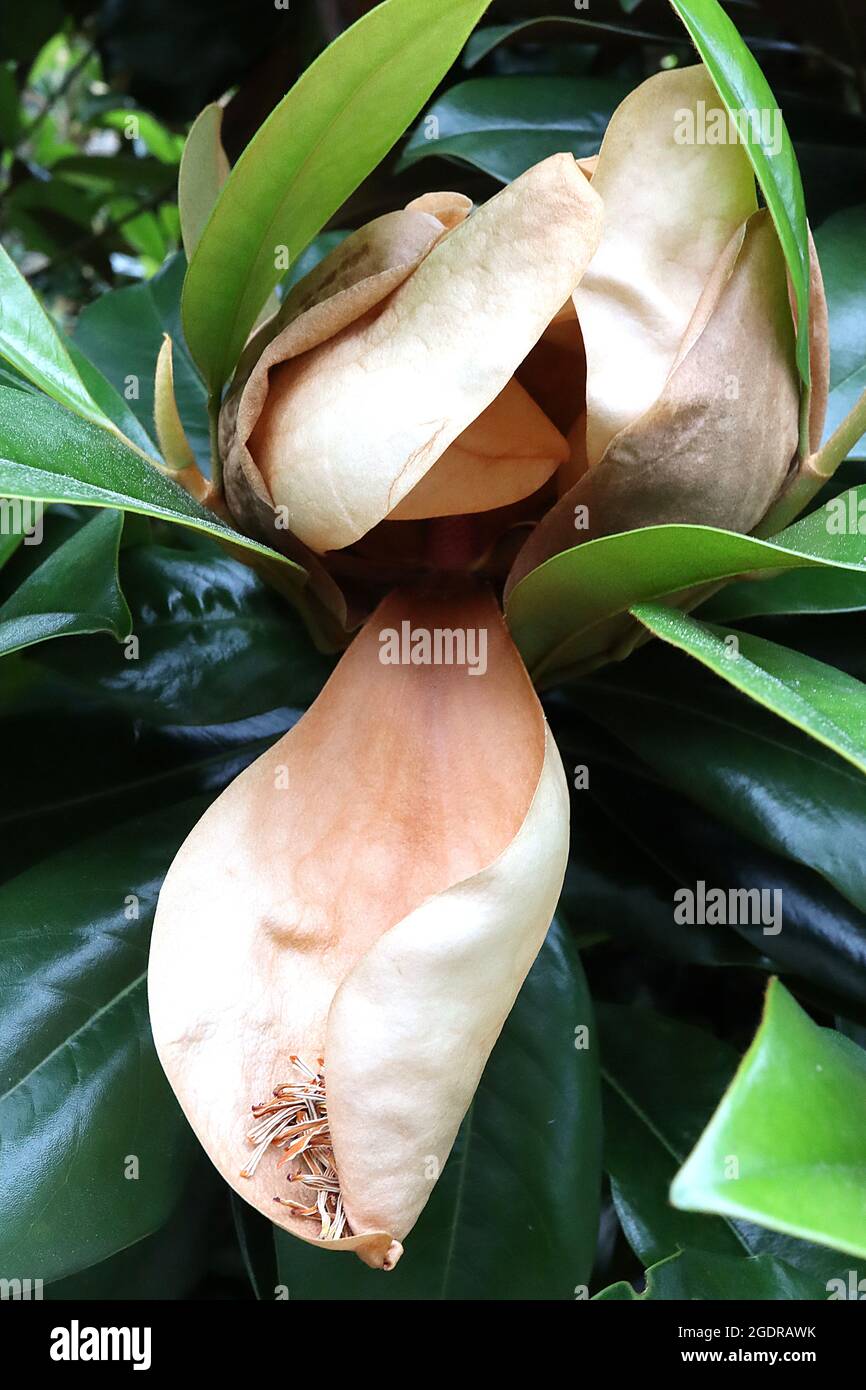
[
  {"xmin": 574, "ymin": 65, "xmax": 758, "ymax": 468},
  {"xmin": 235, "ymin": 156, "xmax": 602, "ymax": 553},
  {"xmin": 806, "ymin": 226, "xmax": 830, "ymax": 455},
  {"xmin": 507, "ymin": 211, "xmax": 799, "ymax": 595}
]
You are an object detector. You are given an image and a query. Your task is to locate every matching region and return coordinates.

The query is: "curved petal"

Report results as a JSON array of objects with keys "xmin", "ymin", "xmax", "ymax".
[
  {"xmin": 574, "ymin": 64, "xmax": 758, "ymax": 467},
  {"xmin": 148, "ymin": 585, "xmax": 567, "ymax": 1264},
  {"xmin": 221, "ymin": 204, "xmax": 455, "ymax": 550},
  {"xmin": 386, "ymin": 378, "xmax": 568, "ymax": 521},
  {"xmin": 507, "ymin": 210, "xmax": 798, "ymax": 594},
  {"xmin": 246, "ymin": 155, "xmax": 602, "ymax": 552},
  {"xmin": 326, "ymin": 725, "xmax": 567, "ymax": 1243}
]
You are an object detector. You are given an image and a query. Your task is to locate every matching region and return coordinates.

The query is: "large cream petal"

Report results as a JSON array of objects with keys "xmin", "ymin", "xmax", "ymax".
[
  {"xmin": 575, "ymin": 64, "xmax": 758, "ymax": 467},
  {"xmin": 246, "ymin": 155, "xmax": 602, "ymax": 552},
  {"xmin": 148, "ymin": 585, "xmax": 566, "ymax": 1265},
  {"xmin": 326, "ymin": 725, "xmax": 568, "ymax": 1242},
  {"xmin": 386, "ymin": 378, "xmax": 568, "ymax": 521},
  {"xmin": 507, "ymin": 209, "xmax": 798, "ymax": 594}
]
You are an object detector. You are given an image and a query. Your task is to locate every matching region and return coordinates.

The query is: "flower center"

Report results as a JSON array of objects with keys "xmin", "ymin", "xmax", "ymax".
[{"xmin": 240, "ymin": 1055, "xmax": 349, "ymax": 1240}]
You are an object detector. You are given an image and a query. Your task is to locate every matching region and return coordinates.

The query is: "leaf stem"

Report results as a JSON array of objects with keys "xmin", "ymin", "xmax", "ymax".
[{"xmin": 757, "ymin": 383, "xmax": 866, "ymax": 537}]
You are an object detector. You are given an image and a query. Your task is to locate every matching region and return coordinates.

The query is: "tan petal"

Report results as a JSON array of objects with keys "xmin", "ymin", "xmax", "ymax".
[
  {"xmin": 806, "ymin": 227, "xmax": 830, "ymax": 454},
  {"xmin": 221, "ymin": 204, "xmax": 453, "ymax": 546},
  {"xmin": 386, "ymin": 379, "xmax": 567, "ymax": 521},
  {"xmin": 326, "ymin": 723, "xmax": 568, "ymax": 1242},
  {"xmin": 148, "ymin": 586, "xmax": 567, "ymax": 1263},
  {"xmin": 507, "ymin": 210, "xmax": 799, "ymax": 594},
  {"xmin": 242, "ymin": 155, "xmax": 602, "ymax": 552},
  {"xmin": 574, "ymin": 64, "xmax": 758, "ymax": 467}
]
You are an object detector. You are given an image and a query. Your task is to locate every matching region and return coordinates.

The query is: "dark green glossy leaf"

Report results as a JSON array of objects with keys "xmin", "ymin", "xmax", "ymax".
[
  {"xmin": 554, "ymin": 697, "xmax": 866, "ymax": 1014},
  {"xmin": 570, "ymin": 652, "xmax": 866, "ymax": 918},
  {"xmin": 274, "ymin": 921, "xmax": 600, "ymax": 1299},
  {"xmin": 36, "ymin": 541, "xmax": 331, "ymax": 726},
  {"xmin": 596, "ymin": 1249, "xmax": 821, "ymax": 1300},
  {"xmin": 598, "ymin": 1001, "xmax": 863, "ymax": 1290},
  {"xmin": 814, "ymin": 205, "xmax": 866, "ymax": 460},
  {"xmin": 463, "ymin": 15, "xmax": 675, "ymax": 68},
  {"xmin": 632, "ymin": 603, "xmax": 866, "ymax": 775},
  {"xmin": 399, "ymin": 76, "xmax": 629, "ymax": 182},
  {"xmin": 0, "ymin": 509, "xmax": 130, "ymax": 660},
  {"xmin": 0, "ymin": 799, "xmax": 202, "ymax": 1284},
  {"xmin": 183, "ymin": 0, "xmax": 492, "ymax": 389}
]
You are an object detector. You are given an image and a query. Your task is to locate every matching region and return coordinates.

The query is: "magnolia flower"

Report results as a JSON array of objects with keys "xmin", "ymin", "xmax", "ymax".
[{"xmin": 149, "ymin": 64, "xmax": 829, "ymax": 1266}]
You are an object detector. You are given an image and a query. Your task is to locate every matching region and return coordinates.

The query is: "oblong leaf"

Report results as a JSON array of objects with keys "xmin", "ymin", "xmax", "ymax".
[
  {"xmin": 672, "ymin": 979, "xmax": 866, "ymax": 1260},
  {"xmin": 632, "ymin": 603, "xmax": 866, "ymax": 776},
  {"xmin": 0, "ymin": 384, "xmax": 304, "ymax": 574},
  {"xmin": 0, "ymin": 800, "xmax": 202, "ymax": 1284},
  {"xmin": 398, "ymin": 76, "xmax": 630, "ymax": 183},
  {"xmin": 506, "ymin": 487, "xmax": 866, "ymax": 680},
  {"xmin": 0, "ymin": 509, "xmax": 130, "ymax": 659}
]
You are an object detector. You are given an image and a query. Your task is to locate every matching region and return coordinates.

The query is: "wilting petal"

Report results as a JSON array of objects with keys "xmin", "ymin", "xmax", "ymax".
[
  {"xmin": 507, "ymin": 210, "xmax": 798, "ymax": 592},
  {"xmin": 574, "ymin": 64, "xmax": 758, "ymax": 467},
  {"xmin": 805, "ymin": 228, "xmax": 830, "ymax": 453},
  {"xmin": 386, "ymin": 379, "xmax": 568, "ymax": 521},
  {"xmin": 148, "ymin": 586, "xmax": 568, "ymax": 1266},
  {"xmin": 221, "ymin": 203, "xmax": 461, "ymax": 547},
  {"xmin": 241, "ymin": 155, "xmax": 602, "ymax": 553}
]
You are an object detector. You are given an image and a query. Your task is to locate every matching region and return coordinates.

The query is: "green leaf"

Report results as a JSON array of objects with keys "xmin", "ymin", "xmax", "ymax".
[
  {"xmin": 701, "ymin": 566, "xmax": 866, "ymax": 622},
  {"xmin": 0, "ymin": 509, "xmax": 131, "ymax": 659},
  {"xmin": 398, "ymin": 76, "xmax": 629, "ymax": 182},
  {"xmin": 74, "ymin": 254, "xmax": 209, "ymax": 472},
  {"xmin": 0, "ymin": 242, "xmax": 156, "ymax": 454},
  {"xmin": 598, "ymin": 1002, "xmax": 864, "ymax": 1290},
  {"xmin": 462, "ymin": 15, "xmax": 672, "ymax": 67},
  {"xmin": 0, "ymin": 384, "xmax": 304, "ymax": 575},
  {"xmin": 815, "ymin": 205, "xmax": 866, "ymax": 461},
  {"xmin": 0, "ymin": 799, "xmax": 203, "ymax": 1284},
  {"xmin": 506, "ymin": 489, "xmax": 866, "ymax": 681},
  {"xmin": 669, "ymin": 0, "xmax": 810, "ymax": 393},
  {"xmin": 632, "ymin": 604, "xmax": 866, "ymax": 777},
  {"xmin": 570, "ymin": 654, "xmax": 866, "ymax": 918},
  {"xmin": 182, "ymin": 0, "xmax": 492, "ymax": 389},
  {"xmin": 274, "ymin": 921, "xmax": 600, "ymax": 1299},
  {"xmin": 36, "ymin": 541, "xmax": 331, "ymax": 726},
  {"xmin": 672, "ymin": 979, "xmax": 866, "ymax": 1260},
  {"xmin": 595, "ymin": 1249, "xmax": 821, "ymax": 1300}
]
